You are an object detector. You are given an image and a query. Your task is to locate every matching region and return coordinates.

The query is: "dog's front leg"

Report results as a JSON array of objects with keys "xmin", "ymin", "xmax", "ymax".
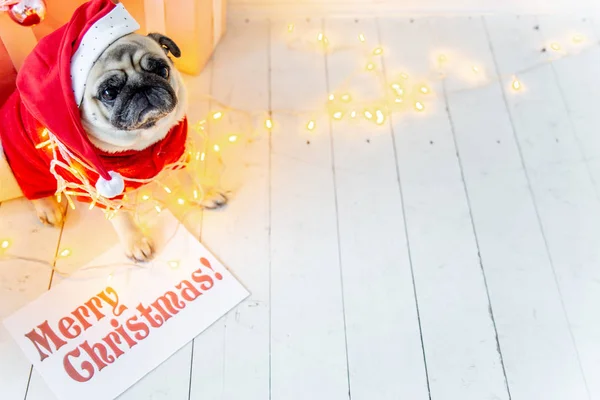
[
  {"xmin": 109, "ymin": 211, "xmax": 155, "ymax": 262},
  {"xmin": 31, "ymin": 196, "xmax": 65, "ymax": 226}
]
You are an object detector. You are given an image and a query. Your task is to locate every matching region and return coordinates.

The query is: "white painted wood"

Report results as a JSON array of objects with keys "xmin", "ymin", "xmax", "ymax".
[
  {"xmin": 188, "ymin": 18, "xmax": 271, "ymax": 400},
  {"xmin": 269, "ymin": 18, "xmax": 350, "ymax": 400},
  {"xmin": 536, "ymin": 16, "xmax": 600, "ymax": 196},
  {"xmin": 228, "ymin": 0, "xmax": 600, "ymax": 18},
  {"xmin": 440, "ymin": 16, "xmax": 590, "ymax": 399},
  {"xmin": 0, "ymin": 199, "xmax": 59, "ymax": 400},
  {"xmin": 5, "ymin": 15, "xmax": 600, "ymax": 400},
  {"xmin": 323, "ymin": 17, "xmax": 429, "ymax": 399},
  {"xmin": 379, "ymin": 17, "xmax": 510, "ymax": 400},
  {"xmin": 486, "ymin": 14, "xmax": 600, "ymax": 399},
  {"xmin": 529, "ymin": 15, "xmax": 600, "ymax": 399}
]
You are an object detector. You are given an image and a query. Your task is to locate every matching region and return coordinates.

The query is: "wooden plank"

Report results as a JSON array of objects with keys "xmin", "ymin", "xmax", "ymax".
[
  {"xmin": 531, "ymin": 14, "xmax": 600, "ymax": 398},
  {"xmin": 379, "ymin": 17, "xmax": 510, "ymax": 400},
  {"xmin": 536, "ymin": 16, "xmax": 600, "ymax": 195},
  {"xmin": 486, "ymin": 14, "xmax": 600, "ymax": 399},
  {"xmin": 188, "ymin": 17, "xmax": 270, "ymax": 400},
  {"xmin": 269, "ymin": 18, "xmax": 350, "ymax": 400},
  {"xmin": 0, "ymin": 199, "xmax": 60, "ymax": 400},
  {"xmin": 323, "ymin": 17, "xmax": 429, "ymax": 399},
  {"xmin": 440, "ymin": 16, "xmax": 589, "ymax": 399}
]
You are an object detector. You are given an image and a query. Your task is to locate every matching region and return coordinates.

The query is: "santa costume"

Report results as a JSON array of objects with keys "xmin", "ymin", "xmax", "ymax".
[{"xmin": 0, "ymin": 0, "xmax": 188, "ymax": 204}]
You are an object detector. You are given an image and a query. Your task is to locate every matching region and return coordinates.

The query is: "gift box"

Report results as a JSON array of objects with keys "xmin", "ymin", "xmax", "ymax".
[
  {"xmin": 122, "ymin": 0, "xmax": 227, "ymax": 75},
  {"xmin": 0, "ymin": 0, "xmax": 225, "ymax": 78}
]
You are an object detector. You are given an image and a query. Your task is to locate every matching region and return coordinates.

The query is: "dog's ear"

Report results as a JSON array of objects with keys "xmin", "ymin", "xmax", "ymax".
[{"xmin": 147, "ymin": 33, "xmax": 181, "ymax": 58}]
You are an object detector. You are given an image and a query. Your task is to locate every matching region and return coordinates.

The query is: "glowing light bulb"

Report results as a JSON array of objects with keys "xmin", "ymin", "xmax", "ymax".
[
  {"xmin": 177, "ymin": 198, "xmax": 185, "ymax": 205},
  {"xmin": 550, "ymin": 42, "xmax": 561, "ymax": 51},
  {"xmin": 287, "ymin": 23, "xmax": 294, "ymax": 32},
  {"xmin": 66, "ymin": 196, "xmax": 76, "ymax": 210},
  {"xmin": 41, "ymin": 128, "xmax": 49, "ymax": 137},
  {"xmin": 366, "ymin": 62, "xmax": 375, "ymax": 71},
  {"xmin": 375, "ymin": 109, "xmax": 385, "ymax": 125},
  {"xmin": 317, "ymin": 32, "xmax": 324, "ymax": 41},
  {"xmin": 265, "ymin": 119, "xmax": 273, "ymax": 129},
  {"xmin": 358, "ymin": 33, "xmax": 366, "ymax": 42},
  {"xmin": 333, "ymin": 111, "xmax": 343, "ymax": 120},
  {"xmin": 195, "ymin": 151, "xmax": 201, "ymax": 160},
  {"xmin": 341, "ymin": 93, "xmax": 351, "ymax": 102},
  {"xmin": 328, "ymin": 94, "xmax": 335, "ymax": 101},
  {"xmin": 155, "ymin": 205, "xmax": 162, "ymax": 214},
  {"xmin": 512, "ymin": 78, "xmax": 522, "ymax": 91},
  {"xmin": 393, "ymin": 86, "xmax": 404, "ymax": 96},
  {"xmin": 307, "ymin": 120, "xmax": 316, "ymax": 131},
  {"xmin": 395, "ymin": 98, "xmax": 403, "ymax": 103},
  {"xmin": 414, "ymin": 101, "xmax": 424, "ymax": 112},
  {"xmin": 213, "ymin": 144, "xmax": 220, "ymax": 152},
  {"xmin": 420, "ymin": 86, "xmax": 429, "ymax": 94},
  {"xmin": 350, "ymin": 111, "xmax": 357, "ymax": 118},
  {"xmin": 400, "ymin": 73, "xmax": 409, "ymax": 80},
  {"xmin": 194, "ymin": 120, "xmax": 206, "ymax": 131},
  {"xmin": 228, "ymin": 135, "xmax": 238, "ymax": 142},
  {"xmin": 1, "ymin": 240, "xmax": 10, "ymax": 250},
  {"xmin": 193, "ymin": 189, "xmax": 199, "ymax": 200},
  {"xmin": 200, "ymin": 152, "xmax": 206, "ymax": 161},
  {"xmin": 472, "ymin": 66, "xmax": 480, "ymax": 73},
  {"xmin": 89, "ymin": 201, "xmax": 96, "ymax": 210},
  {"xmin": 35, "ymin": 140, "xmax": 52, "ymax": 149},
  {"xmin": 373, "ymin": 47, "xmax": 383, "ymax": 55},
  {"xmin": 60, "ymin": 249, "xmax": 71, "ymax": 258},
  {"xmin": 107, "ymin": 274, "xmax": 113, "ymax": 282},
  {"xmin": 438, "ymin": 54, "xmax": 447, "ymax": 63},
  {"xmin": 163, "ymin": 186, "xmax": 172, "ymax": 194},
  {"xmin": 364, "ymin": 110, "xmax": 373, "ymax": 120},
  {"xmin": 573, "ymin": 35, "xmax": 584, "ymax": 43},
  {"xmin": 212, "ymin": 111, "xmax": 223, "ymax": 120},
  {"xmin": 142, "ymin": 194, "xmax": 150, "ymax": 201},
  {"xmin": 169, "ymin": 260, "xmax": 180, "ymax": 269}
]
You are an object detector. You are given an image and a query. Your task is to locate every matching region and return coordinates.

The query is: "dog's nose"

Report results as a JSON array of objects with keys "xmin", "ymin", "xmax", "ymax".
[{"xmin": 142, "ymin": 86, "xmax": 172, "ymax": 108}]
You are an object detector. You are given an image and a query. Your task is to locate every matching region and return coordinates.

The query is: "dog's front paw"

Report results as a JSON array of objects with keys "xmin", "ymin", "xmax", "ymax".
[
  {"xmin": 198, "ymin": 189, "xmax": 228, "ymax": 209},
  {"xmin": 124, "ymin": 234, "xmax": 155, "ymax": 262},
  {"xmin": 32, "ymin": 196, "xmax": 65, "ymax": 227}
]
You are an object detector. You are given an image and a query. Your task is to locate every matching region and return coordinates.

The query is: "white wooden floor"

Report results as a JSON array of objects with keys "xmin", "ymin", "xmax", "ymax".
[{"xmin": 2, "ymin": 14, "xmax": 600, "ymax": 400}]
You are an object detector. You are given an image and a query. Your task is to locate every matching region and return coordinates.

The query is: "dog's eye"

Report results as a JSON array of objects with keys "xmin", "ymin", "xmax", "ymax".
[
  {"xmin": 157, "ymin": 66, "xmax": 169, "ymax": 79},
  {"xmin": 101, "ymin": 88, "xmax": 119, "ymax": 102}
]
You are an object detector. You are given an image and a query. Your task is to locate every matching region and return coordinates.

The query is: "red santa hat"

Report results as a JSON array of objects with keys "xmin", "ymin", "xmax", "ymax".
[{"xmin": 16, "ymin": 0, "xmax": 140, "ymax": 198}]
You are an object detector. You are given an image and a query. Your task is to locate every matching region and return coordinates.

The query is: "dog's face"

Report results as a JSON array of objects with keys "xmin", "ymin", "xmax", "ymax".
[{"xmin": 80, "ymin": 33, "xmax": 187, "ymax": 152}]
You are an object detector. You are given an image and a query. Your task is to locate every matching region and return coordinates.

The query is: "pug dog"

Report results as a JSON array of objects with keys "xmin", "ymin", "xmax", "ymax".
[{"xmin": 31, "ymin": 32, "xmax": 227, "ymax": 261}]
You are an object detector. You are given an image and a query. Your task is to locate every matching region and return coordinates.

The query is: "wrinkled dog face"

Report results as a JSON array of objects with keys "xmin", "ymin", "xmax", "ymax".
[{"xmin": 80, "ymin": 33, "xmax": 186, "ymax": 152}]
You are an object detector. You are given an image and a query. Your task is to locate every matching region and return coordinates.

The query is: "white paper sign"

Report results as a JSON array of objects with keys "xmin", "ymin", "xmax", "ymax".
[{"xmin": 3, "ymin": 211, "xmax": 249, "ymax": 400}]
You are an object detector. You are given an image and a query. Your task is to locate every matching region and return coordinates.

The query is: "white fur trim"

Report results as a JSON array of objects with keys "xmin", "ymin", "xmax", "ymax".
[
  {"xmin": 71, "ymin": 3, "xmax": 140, "ymax": 106},
  {"xmin": 95, "ymin": 170, "xmax": 125, "ymax": 198}
]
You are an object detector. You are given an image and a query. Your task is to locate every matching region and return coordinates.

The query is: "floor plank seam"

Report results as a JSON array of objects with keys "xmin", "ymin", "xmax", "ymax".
[
  {"xmin": 376, "ymin": 16, "xmax": 432, "ymax": 400},
  {"xmin": 322, "ymin": 17, "xmax": 353, "ymax": 400},
  {"xmin": 442, "ymin": 78, "xmax": 513, "ymax": 400},
  {"xmin": 482, "ymin": 15, "xmax": 593, "ymax": 400}
]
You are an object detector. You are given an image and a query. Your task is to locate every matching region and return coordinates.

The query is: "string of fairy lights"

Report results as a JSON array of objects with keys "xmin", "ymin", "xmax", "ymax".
[{"xmin": 0, "ymin": 21, "xmax": 595, "ymax": 268}]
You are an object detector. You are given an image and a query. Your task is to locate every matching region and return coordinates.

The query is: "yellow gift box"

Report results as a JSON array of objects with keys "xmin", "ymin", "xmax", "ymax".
[
  {"xmin": 122, "ymin": 0, "xmax": 227, "ymax": 75},
  {"xmin": 0, "ymin": 0, "xmax": 225, "ymax": 76}
]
